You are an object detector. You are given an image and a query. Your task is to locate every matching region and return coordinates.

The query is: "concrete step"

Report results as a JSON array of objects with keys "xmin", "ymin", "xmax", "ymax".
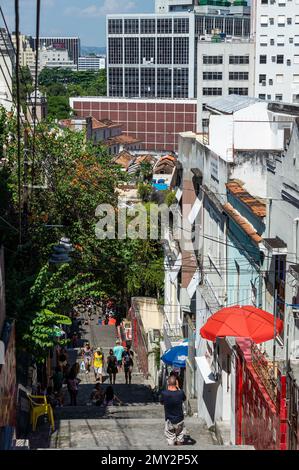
[
  {"xmin": 53, "ymin": 403, "xmax": 164, "ymax": 420},
  {"xmin": 50, "ymin": 417, "xmax": 216, "ymax": 450}
]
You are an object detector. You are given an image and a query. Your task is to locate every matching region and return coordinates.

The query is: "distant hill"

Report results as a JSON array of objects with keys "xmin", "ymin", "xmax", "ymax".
[{"xmin": 81, "ymin": 46, "xmax": 106, "ymax": 56}]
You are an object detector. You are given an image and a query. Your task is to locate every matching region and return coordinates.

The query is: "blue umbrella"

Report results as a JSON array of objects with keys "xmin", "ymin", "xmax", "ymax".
[{"xmin": 161, "ymin": 344, "xmax": 188, "ymax": 368}]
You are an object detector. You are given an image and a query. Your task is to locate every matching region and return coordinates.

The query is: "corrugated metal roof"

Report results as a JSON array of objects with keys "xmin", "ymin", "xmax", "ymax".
[{"xmin": 205, "ymin": 95, "xmax": 260, "ymax": 114}]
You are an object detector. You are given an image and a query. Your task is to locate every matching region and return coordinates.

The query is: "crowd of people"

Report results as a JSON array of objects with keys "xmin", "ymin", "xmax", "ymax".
[
  {"xmin": 44, "ymin": 340, "xmax": 135, "ymax": 409},
  {"xmin": 80, "ymin": 340, "xmax": 134, "ymax": 386}
]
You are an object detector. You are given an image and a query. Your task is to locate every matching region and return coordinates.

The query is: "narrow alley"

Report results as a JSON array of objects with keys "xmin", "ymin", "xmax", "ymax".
[{"xmin": 28, "ymin": 315, "xmax": 224, "ymax": 450}]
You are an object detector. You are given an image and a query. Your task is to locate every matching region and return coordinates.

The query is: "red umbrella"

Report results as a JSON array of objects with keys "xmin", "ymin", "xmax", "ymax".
[{"xmin": 200, "ymin": 305, "xmax": 283, "ymax": 344}]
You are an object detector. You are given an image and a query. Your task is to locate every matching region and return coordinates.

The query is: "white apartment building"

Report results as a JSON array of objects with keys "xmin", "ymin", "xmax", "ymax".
[
  {"xmin": 252, "ymin": 0, "xmax": 299, "ymax": 103},
  {"xmin": 39, "ymin": 46, "xmax": 77, "ymax": 71},
  {"xmin": 0, "ymin": 54, "xmax": 12, "ymax": 111},
  {"xmin": 197, "ymin": 36, "xmax": 254, "ymax": 131},
  {"xmin": 78, "ymin": 56, "xmax": 106, "ymax": 71}
]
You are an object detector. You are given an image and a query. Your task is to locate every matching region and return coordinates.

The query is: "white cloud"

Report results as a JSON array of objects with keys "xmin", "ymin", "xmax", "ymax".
[{"xmin": 64, "ymin": 0, "xmax": 136, "ymax": 17}]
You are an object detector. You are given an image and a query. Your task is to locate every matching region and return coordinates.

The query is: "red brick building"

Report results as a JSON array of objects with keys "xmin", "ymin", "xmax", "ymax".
[{"xmin": 70, "ymin": 97, "xmax": 197, "ymax": 152}]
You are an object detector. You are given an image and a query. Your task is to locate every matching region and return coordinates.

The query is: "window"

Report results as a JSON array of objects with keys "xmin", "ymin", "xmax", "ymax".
[
  {"xmin": 203, "ymin": 71, "xmax": 223, "ymax": 80},
  {"xmin": 109, "ymin": 67, "xmax": 123, "ymax": 97},
  {"xmin": 203, "ymin": 55, "xmax": 223, "ymax": 64},
  {"xmin": 124, "ymin": 38, "xmax": 139, "ymax": 65},
  {"xmin": 293, "ymin": 94, "xmax": 299, "ymax": 103},
  {"xmin": 277, "ymin": 15, "xmax": 286, "ymax": 25},
  {"xmin": 229, "ymin": 55, "xmax": 249, "ymax": 64},
  {"xmin": 295, "ymin": 36, "xmax": 299, "ymax": 45},
  {"xmin": 203, "ymin": 88, "xmax": 222, "ymax": 96},
  {"xmin": 296, "ymin": 16, "xmax": 299, "ymax": 24},
  {"xmin": 140, "ymin": 19, "xmax": 156, "ymax": 34},
  {"xmin": 108, "ymin": 38, "xmax": 123, "ymax": 64},
  {"xmin": 259, "ymin": 74, "xmax": 267, "ymax": 84},
  {"xmin": 141, "ymin": 38, "xmax": 155, "ymax": 64},
  {"xmin": 173, "ymin": 68, "xmax": 189, "ymax": 98},
  {"xmin": 276, "ymin": 55, "xmax": 284, "ymax": 63},
  {"xmin": 157, "ymin": 18, "xmax": 172, "ymax": 34},
  {"xmin": 277, "ymin": 35, "xmax": 285, "ymax": 45},
  {"xmin": 157, "ymin": 37, "xmax": 172, "ymax": 64},
  {"xmin": 294, "ymin": 55, "xmax": 299, "ymax": 64},
  {"xmin": 260, "ymin": 55, "xmax": 267, "ymax": 64},
  {"xmin": 108, "ymin": 19, "xmax": 123, "ymax": 34},
  {"xmin": 293, "ymin": 74, "xmax": 299, "ymax": 83},
  {"xmin": 229, "ymin": 72, "xmax": 249, "ymax": 80},
  {"xmin": 229, "ymin": 88, "xmax": 248, "ymax": 95},
  {"xmin": 202, "ymin": 119, "xmax": 209, "ymax": 129},
  {"xmin": 157, "ymin": 69, "xmax": 172, "ymax": 98},
  {"xmin": 275, "ymin": 94, "xmax": 283, "ymax": 101},
  {"xmin": 124, "ymin": 19, "xmax": 139, "ymax": 34},
  {"xmin": 141, "ymin": 69, "xmax": 155, "ymax": 97},
  {"xmin": 260, "ymin": 15, "xmax": 269, "ymax": 25},
  {"xmin": 125, "ymin": 68, "xmax": 139, "ymax": 97},
  {"xmin": 276, "ymin": 74, "xmax": 284, "ymax": 83},
  {"xmin": 173, "ymin": 18, "xmax": 189, "ymax": 34},
  {"xmin": 173, "ymin": 37, "xmax": 189, "ymax": 65},
  {"xmin": 261, "ymin": 0, "xmax": 268, "ymax": 3},
  {"xmin": 260, "ymin": 35, "xmax": 268, "ymax": 46},
  {"xmin": 259, "ymin": 94, "xmax": 266, "ymax": 99}
]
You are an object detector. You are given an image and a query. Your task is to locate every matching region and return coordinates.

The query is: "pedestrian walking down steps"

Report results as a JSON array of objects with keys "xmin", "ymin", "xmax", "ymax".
[{"xmin": 93, "ymin": 347, "xmax": 104, "ymax": 383}]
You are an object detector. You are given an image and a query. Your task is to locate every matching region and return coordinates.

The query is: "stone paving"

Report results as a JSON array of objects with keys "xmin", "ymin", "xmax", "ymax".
[{"xmin": 36, "ymin": 317, "xmax": 216, "ymax": 450}]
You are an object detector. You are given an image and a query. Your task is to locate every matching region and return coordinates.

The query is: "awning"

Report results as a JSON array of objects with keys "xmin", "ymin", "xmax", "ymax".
[
  {"xmin": 195, "ymin": 356, "xmax": 217, "ymax": 384},
  {"xmin": 188, "ymin": 198, "xmax": 202, "ymax": 225}
]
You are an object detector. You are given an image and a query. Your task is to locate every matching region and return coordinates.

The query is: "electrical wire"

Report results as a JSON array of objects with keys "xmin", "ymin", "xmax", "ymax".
[
  {"xmin": 32, "ymin": 0, "xmax": 41, "ymax": 182},
  {"xmin": 14, "ymin": 0, "xmax": 21, "ymax": 244}
]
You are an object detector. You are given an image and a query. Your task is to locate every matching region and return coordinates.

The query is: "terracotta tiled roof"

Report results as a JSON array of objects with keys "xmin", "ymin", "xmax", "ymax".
[
  {"xmin": 91, "ymin": 117, "xmax": 121, "ymax": 130},
  {"xmin": 223, "ymin": 202, "xmax": 262, "ymax": 244},
  {"xmin": 134, "ymin": 155, "xmax": 156, "ymax": 164},
  {"xmin": 226, "ymin": 181, "xmax": 266, "ymax": 218},
  {"xmin": 112, "ymin": 150, "xmax": 134, "ymax": 169},
  {"xmin": 104, "ymin": 134, "xmax": 142, "ymax": 146}
]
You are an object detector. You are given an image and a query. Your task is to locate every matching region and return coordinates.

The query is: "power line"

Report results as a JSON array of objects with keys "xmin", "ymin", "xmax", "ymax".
[
  {"xmin": 32, "ymin": 0, "xmax": 41, "ymax": 182},
  {"xmin": 14, "ymin": 0, "xmax": 21, "ymax": 245}
]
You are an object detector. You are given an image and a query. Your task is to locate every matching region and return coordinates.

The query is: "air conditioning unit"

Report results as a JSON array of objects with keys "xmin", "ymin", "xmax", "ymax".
[
  {"xmin": 287, "ymin": 59, "xmax": 291, "ymax": 65},
  {"xmin": 269, "ymin": 79, "xmax": 273, "ymax": 85}
]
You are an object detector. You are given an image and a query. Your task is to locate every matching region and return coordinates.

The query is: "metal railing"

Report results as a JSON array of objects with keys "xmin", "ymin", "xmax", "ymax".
[{"xmin": 251, "ymin": 343, "xmax": 279, "ymax": 405}]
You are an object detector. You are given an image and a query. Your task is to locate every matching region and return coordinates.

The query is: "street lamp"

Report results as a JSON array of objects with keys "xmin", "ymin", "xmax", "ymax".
[{"xmin": 48, "ymin": 237, "xmax": 73, "ymax": 264}]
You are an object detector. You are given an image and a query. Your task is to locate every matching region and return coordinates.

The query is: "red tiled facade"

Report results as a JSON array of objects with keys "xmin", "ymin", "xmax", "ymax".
[{"xmin": 70, "ymin": 98, "xmax": 197, "ymax": 152}]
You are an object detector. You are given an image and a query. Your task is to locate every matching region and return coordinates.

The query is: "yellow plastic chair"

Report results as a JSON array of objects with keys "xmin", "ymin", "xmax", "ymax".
[{"xmin": 27, "ymin": 394, "xmax": 55, "ymax": 432}]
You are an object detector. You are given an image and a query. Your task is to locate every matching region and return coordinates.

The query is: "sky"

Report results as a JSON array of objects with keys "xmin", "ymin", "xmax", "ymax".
[{"xmin": 1, "ymin": 0, "xmax": 155, "ymax": 46}]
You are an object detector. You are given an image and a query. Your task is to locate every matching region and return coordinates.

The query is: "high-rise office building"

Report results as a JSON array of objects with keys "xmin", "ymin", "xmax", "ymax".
[
  {"xmin": 106, "ymin": 5, "xmax": 251, "ymax": 99},
  {"xmin": 30, "ymin": 36, "xmax": 81, "ymax": 66},
  {"xmin": 252, "ymin": 0, "xmax": 299, "ymax": 103}
]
